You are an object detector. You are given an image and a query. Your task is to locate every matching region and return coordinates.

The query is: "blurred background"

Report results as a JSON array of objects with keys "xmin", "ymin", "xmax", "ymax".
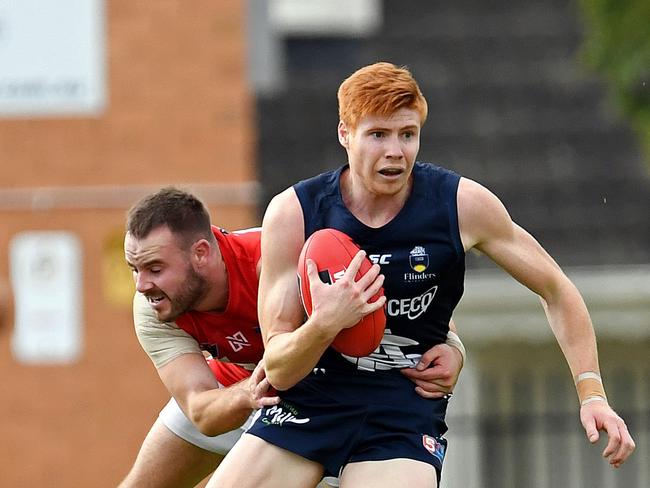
[{"xmin": 0, "ymin": 1, "xmax": 648, "ymax": 486}]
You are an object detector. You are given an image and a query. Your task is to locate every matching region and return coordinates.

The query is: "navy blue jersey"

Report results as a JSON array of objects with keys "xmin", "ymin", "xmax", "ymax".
[{"xmin": 294, "ymin": 162, "xmax": 465, "ymax": 372}]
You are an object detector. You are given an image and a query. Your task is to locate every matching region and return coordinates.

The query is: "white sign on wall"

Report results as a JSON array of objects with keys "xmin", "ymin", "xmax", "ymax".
[
  {"xmin": 10, "ymin": 231, "xmax": 83, "ymax": 364},
  {"xmin": 0, "ymin": 0, "xmax": 106, "ymax": 117},
  {"xmin": 269, "ymin": 0, "xmax": 381, "ymax": 35}
]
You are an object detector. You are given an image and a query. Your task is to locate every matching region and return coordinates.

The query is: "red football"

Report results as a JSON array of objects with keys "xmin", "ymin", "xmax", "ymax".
[{"xmin": 297, "ymin": 228, "xmax": 385, "ymax": 357}]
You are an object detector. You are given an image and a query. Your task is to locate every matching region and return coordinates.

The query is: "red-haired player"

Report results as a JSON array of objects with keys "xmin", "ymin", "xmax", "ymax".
[{"xmin": 209, "ymin": 62, "xmax": 634, "ymax": 488}]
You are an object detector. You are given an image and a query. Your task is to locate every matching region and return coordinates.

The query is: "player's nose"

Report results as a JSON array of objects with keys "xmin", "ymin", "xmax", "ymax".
[
  {"xmin": 385, "ymin": 134, "xmax": 404, "ymax": 159},
  {"xmin": 134, "ymin": 273, "xmax": 152, "ymax": 293}
]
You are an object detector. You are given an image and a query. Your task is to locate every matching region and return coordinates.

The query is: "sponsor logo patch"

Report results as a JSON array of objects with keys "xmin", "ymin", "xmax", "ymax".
[
  {"xmin": 422, "ymin": 434, "xmax": 446, "ymax": 462},
  {"xmin": 261, "ymin": 402, "xmax": 310, "ymax": 427},
  {"xmin": 409, "ymin": 246, "xmax": 429, "ymax": 272},
  {"xmin": 369, "ymin": 253, "xmax": 392, "ymax": 265},
  {"xmin": 386, "ymin": 285, "xmax": 438, "ymax": 320},
  {"xmin": 341, "ymin": 328, "xmax": 421, "ymax": 371},
  {"xmin": 404, "ymin": 246, "xmax": 436, "ymax": 283},
  {"xmin": 227, "ymin": 331, "xmax": 250, "ymax": 352}
]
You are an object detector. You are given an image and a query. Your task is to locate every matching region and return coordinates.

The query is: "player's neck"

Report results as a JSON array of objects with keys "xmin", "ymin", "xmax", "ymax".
[
  {"xmin": 341, "ymin": 173, "xmax": 412, "ymax": 228},
  {"xmin": 195, "ymin": 258, "xmax": 229, "ymax": 313}
]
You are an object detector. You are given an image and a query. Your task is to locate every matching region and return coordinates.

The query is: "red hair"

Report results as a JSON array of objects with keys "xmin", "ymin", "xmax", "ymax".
[{"xmin": 337, "ymin": 62, "xmax": 428, "ymax": 129}]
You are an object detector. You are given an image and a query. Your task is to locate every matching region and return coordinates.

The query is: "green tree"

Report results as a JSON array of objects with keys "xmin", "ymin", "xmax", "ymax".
[{"xmin": 579, "ymin": 0, "xmax": 650, "ymax": 165}]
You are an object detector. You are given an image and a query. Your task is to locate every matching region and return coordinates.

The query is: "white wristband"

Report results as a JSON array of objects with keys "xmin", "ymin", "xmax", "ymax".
[
  {"xmin": 575, "ymin": 371, "xmax": 602, "ymax": 385},
  {"xmin": 445, "ymin": 330, "xmax": 466, "ymax": 366},
  {"xmin": 581, "ymin": 395, "xmax": 607, "ymax": 407}
]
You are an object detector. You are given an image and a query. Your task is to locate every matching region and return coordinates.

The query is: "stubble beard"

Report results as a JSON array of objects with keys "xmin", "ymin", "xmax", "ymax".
[{"xmin": 159, "ymin": 266, "xmax": 210, "ymax": 322}]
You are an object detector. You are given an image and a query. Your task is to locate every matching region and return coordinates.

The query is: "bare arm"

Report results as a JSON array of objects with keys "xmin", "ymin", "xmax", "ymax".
[
  {"xmin": 133, "ymin": 292, "xmax": 278, "ymax": 437},
  {"xmin": 458, "ymin": 178, "xmax": 598, "ymax": 378},
  {"xmin": 458, "ymin": 177, "xmax": 635, "ymax": 466},
  {"xmin": 259, "ymin": 189, "xmax": 385, "ymax": 391},
  {"xmin": 158, "ymin": 354, "xmax": 279, "ymax": 437}
]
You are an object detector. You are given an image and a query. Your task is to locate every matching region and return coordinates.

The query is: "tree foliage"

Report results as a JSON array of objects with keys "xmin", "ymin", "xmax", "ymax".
[{"xmin": 579, "ymin": 0, "xmax": 650, "ymax": 163}]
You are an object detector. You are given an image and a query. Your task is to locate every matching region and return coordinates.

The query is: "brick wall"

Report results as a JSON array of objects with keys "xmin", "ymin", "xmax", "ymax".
[{"xmin": 0, "ymin": 1, "xmax": 256, "ymax": 486}]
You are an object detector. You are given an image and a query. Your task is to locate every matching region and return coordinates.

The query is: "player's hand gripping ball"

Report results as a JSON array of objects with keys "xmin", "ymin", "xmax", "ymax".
[{"xmin": 297, "ymin": 228, "xmax": 386, "ymax": 357}]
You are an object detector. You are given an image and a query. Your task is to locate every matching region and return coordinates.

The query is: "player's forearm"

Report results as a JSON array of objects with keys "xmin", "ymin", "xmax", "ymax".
[
  {"xmin": 540, "ymin": 281, "xmax": 600, "ymax": 379},
  {"xmin": 264, "ymin": 319, "xmax": 337, "ymax": 391},
  {"xmin": 186, "ymin": 385, "xmax": 254, "ymax": 436}
]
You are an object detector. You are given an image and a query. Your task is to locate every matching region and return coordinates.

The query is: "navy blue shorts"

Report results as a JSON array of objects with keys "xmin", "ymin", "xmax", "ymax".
[{"xmin": 247, "ymin": 368, "xmax": 449, "ymax": 481}]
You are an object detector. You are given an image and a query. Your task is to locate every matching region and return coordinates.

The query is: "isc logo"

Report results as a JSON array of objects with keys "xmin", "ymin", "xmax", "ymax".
[{"xmin": 368, "ymin": 254, "xmax": 392, "ymax": 265}]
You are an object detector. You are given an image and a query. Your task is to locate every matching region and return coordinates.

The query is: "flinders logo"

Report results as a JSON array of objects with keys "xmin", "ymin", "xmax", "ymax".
[
  {"xmin": 405, "ymin": 246, "xmax": 436, "ymax": 282},
  {"xmin": 409, "ymin": 246, "xmax": 429, "ymax": 272}
]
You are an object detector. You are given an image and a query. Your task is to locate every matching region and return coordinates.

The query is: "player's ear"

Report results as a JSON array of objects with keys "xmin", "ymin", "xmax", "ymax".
[
  {"xmin": 338, "ymin": 121, "xmax": 349, "ymax": 148},
  {"xmin": 191, "ymin": 239, "xmax": 211, "ymax": 266}
]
